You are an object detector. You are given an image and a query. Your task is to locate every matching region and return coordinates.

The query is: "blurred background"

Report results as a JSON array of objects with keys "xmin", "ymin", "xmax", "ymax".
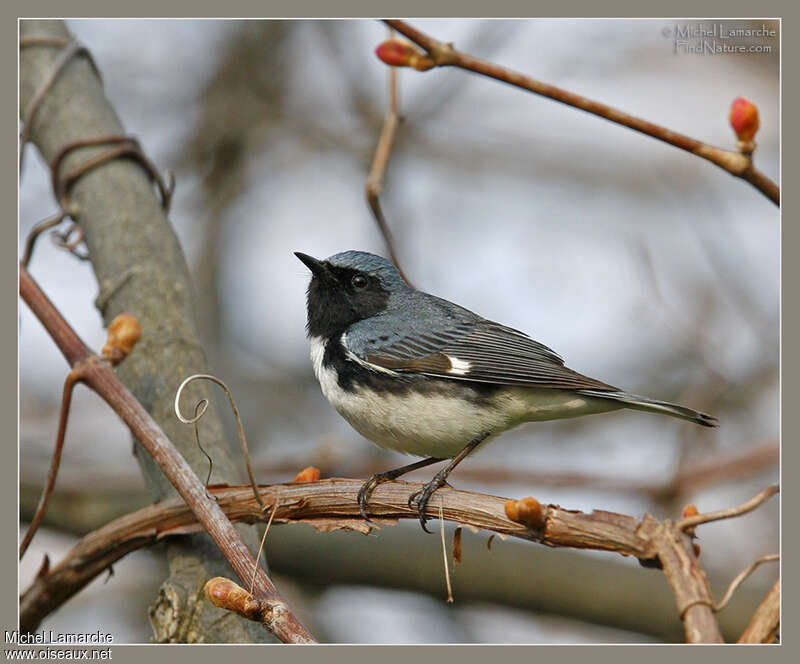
[{"xmin": 19, "ymin": 19, "xmax": 779, "ymax": 643}]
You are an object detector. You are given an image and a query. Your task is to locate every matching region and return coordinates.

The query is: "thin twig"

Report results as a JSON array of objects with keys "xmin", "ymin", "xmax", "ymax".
[
  {"xmin": 366, "ymin": 27, "xmax": 410, "ymax": 283},
  {"xmin": 676, "ymin": 484, "xmax": 779, "ymax": 531},
  {"xmin": 21, "ymin": 213, "xmax": 67, "ymax": 268},
  {"xmin": 382, "ymin": 20, "xmax": 779, "ymax": 206},
  {"xmin": 20, "ymin": 369, "xmax": 82, "ymax": 558},
  {"xmin": 174, "ymin": 374, "xmax": 264, "ymax": 509},
  {"xmin": 250, "ymin": 502, "xmax": 278, "ymax": 595},
  {"xmin": 439, "ymin": 499, "xmax": 453, "ymax": 603},
  {"xmin": 191, "ymin": 401, "xmax": 214, "ymax": 488},
  {"xmin": 715, "ymin": 554, "xmax": 779, "ymax": 612}
]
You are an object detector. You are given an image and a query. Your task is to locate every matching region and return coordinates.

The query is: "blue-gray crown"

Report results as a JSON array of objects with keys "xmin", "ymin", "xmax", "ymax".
[{"xmin": 325, "ymin": 251, "xmax": 408, "ymax": 289}]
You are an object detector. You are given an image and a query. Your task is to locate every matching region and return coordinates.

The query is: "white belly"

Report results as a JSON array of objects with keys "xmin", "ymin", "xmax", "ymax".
[{"xmin": 309, "ymin": 336, "xmax": 620, "ymax": 458}]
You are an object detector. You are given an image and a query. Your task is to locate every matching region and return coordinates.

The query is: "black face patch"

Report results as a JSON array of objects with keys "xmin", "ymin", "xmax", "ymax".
[{"xmin": 305, "ymin": 264, "xmax": 390, "ymax": 339}]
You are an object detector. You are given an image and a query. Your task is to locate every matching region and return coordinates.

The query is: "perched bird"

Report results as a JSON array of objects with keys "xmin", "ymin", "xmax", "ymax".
[{"xmin": 296, "ymin": 250, "xmax": 718, "ymax": 531}]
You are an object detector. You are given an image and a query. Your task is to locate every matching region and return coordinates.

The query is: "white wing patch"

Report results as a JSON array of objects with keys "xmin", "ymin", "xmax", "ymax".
[{"xmin": 446, "ymin": 355, "xmax": 471, "ymax": 375}]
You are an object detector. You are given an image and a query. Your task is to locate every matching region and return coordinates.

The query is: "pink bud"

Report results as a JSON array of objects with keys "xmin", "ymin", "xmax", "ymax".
[{"xmin": 729, "ymin": 97, "xmax": 760, "ymax": 143}]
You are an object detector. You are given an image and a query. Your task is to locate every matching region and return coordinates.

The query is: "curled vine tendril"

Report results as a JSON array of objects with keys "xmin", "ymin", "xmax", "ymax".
[{"xmin": 174, "ymin": 374, "xmax": 264, "ymax": 508}]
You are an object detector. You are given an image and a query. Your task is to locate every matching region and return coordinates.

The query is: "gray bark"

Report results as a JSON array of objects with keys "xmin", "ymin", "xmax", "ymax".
[{"xmin": 19, "ymin": 19, "xmax": 271, "ymax": 643}]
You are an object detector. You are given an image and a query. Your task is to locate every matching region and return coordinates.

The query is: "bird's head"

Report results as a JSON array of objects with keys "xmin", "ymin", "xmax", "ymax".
[{"xmin": 295, "ymin": 250, "xmax": 410, "ymax": 338}]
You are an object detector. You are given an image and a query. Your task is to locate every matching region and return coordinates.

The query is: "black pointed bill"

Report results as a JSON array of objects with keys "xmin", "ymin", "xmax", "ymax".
[{"xmin": 295, "ymin": 252, "xmax": 339, "ymax": 285}]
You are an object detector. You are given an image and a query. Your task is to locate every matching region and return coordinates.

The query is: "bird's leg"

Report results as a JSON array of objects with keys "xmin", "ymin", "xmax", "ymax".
[
  {"xmin": 358, "ymin": 456, "xmax": 443, "ymax": 522},
  {"xmin": 408, "ymin": 432, "xmax": 491, "ymax": 533}
]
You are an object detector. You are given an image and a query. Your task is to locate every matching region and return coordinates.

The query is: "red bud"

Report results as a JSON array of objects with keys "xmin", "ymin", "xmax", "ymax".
[
  {"xmin": 375, "ymin": 39, "xmax": 434, "ymax": 71},
  {"xmin": 729, "ymin": 97, "xmax": 760, "ymax": 143}
]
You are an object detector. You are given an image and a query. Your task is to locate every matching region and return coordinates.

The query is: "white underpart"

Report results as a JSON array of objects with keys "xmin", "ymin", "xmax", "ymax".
[
  {"xmin": 308, "ymin": 336, "xmax": 621, "ymax": 459},
  {"xmin": 446, "ymin": 355, "xmax": 471, "ymax": 375}
]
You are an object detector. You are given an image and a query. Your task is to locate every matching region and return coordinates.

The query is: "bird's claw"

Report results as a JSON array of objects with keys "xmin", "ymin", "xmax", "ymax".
[
  {"xmin": 407, "ymin": 476, "xmax": 449, "ymax": 533},
  {"xmin": 357, "ymin": 476, "xmax": 380, "ymax": 524}
]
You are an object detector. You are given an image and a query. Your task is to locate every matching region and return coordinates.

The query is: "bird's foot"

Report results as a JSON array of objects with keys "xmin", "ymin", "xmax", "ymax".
[
  {"xmin": 407, "ymin": 473, "xmax": 452, "ymax": 533},
  {"xmin": 357, "ymin": 472, "xmax": 395, "ymax": 523}
]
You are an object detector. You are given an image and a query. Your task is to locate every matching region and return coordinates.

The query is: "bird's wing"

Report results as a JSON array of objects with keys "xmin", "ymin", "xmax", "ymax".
[{"xmin": 352, "ymin": 317, "xmax": 617, "ymax": 391}]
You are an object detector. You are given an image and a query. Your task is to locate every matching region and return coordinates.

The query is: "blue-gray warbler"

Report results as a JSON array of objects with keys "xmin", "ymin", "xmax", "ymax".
[{"xmin": 296, "ymin": 250, "xmax": 717, "ymax": 531}]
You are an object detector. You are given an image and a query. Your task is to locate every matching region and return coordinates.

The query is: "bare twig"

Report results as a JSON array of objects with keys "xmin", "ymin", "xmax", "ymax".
[
  {"xmin": 19, "ymin": 265, "xmax": 315, "ymax": 643},
  {"xmin": 738, "ymin": 579, "xmax": 780, "ymax": 643},
  {"xmin": 381, "ymin": 20, "xmax": 779, "ymax": 206},
  {"xmin": 715, "ymin": 554, "xmax": 779, "ymax": 612},
  {"xmin": 250, "ymin": 501, "xmax": 277, "ymax": 595},
  {"xmin": 21, "ymin": 213, "xmax": 67, "ymax": 268},
  {"xmin": 366, "ymin": 28, "xmax": 410, "ymax": 283},
  {"xmin": 439, "ymin": 499, "xmax": 453, "ymax": 603},
  {"xmin": 19, "ymin": 369, "xmax": 81, "ymax": 558},
  {"xmin": 174, "ymin": 374, "xmax": 263, "ymax": 508},
  {"xmin": 676, "ymin": 484, "xmax": 779, "ymax": 531}
]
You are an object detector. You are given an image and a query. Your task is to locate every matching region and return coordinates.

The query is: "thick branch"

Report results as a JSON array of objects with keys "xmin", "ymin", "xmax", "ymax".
[
  {"xmin": 738, "ymin": 580, "xmax": 780, "ymax": 643},
  {"xmin": 21, "ymin": 479, "xmax": 776, "ymax": 639},
  {"xmin": 383, "ymin": 20, "xmax": 779, "ymax": 206},
  {"xmin": 17, "ymin": 479, "xmax": 644, "ymax": 628}
]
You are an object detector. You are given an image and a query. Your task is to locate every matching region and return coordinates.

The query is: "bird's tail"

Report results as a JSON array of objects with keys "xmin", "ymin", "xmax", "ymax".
[{"xmin": 578, "ymin": 390, "xmax": 719, "ymax": 427}]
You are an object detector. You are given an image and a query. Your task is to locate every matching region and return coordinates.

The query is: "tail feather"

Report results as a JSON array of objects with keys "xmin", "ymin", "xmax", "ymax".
[{"xmin": 579, "ymin": 390, "xmax": 719, "ymax": 428}]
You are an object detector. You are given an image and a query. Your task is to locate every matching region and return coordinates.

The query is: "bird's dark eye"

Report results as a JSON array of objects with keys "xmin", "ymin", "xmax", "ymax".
[{"xmin": 351, "ymin": 275, "xmax": 368, "ymax": 290}]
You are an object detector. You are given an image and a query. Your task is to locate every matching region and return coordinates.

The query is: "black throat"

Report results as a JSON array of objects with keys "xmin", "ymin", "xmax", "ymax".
[{"xmin": 304, "ymin": 265, "xmax": 390, "ymax": 340}]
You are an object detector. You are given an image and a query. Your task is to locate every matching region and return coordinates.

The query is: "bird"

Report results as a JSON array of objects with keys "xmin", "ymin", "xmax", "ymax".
[{"xmin": 296, "ymin": 250, "xmax": 718, "ymax": 531}]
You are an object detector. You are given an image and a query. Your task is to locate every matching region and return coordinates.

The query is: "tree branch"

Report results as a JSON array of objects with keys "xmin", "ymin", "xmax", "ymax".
[
  {"xmin": 737, "ymin": 580, "xmax": 780, "ymax": 643},
  {"xmin": 21, "ymin": 479, "xmax": 777, "ymax": 642},
  {"xmin": 381, "ymin": 19, "xmax": 779, "ymax": 206},
  {"xmin": 676, "ymin": 484, "xmax": 779, "ymax": 531},
  {"xmin": 365, "ymin": 26, "xmax": 409, "ymax": 282},
  {"xmin": 19, "ymin": 265, "xmax": 315, "ymax": 643}
]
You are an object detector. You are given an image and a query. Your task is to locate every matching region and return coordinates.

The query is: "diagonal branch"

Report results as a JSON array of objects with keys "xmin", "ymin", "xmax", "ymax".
[
  {"xmin": 366, "ymin": 28, "xmax": 409, "ymax": 282},
  {"xmin": 737, "ymin": 579, "xmax": 780, "ymax": 643},
  {"xmin": 381, "ymin": 19, "xmax": 779, "ymax": 206},
  {"xmin": 19, "ymin": 264, "xmax": 315, "ymax": 644}
]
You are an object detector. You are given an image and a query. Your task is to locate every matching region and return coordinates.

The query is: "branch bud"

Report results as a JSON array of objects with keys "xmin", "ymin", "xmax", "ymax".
[
  {"xmin": 682, "ymin": 504, "xmax": 699, "ymax": 537},
  {"xmin": 101, "ymin": 312, "xmax": 142, "ymax": 365},
  {"xmin": 729, "ymin": 97, "xmax": 760, "ymax": 153},
  {"xmin": 375, "ymin": 39, "xmax": 435, "ymax": 71},
  {"xmin": 292, "ymin": 466, "xmax": 321, "ymax": 483},
  {"xmin": 204, "ymin": 577, "xmax": 265, "ymax": 622},
  {"xmin": 504, "ymin": 496, "xmax": 546, "ymax": 530}
]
